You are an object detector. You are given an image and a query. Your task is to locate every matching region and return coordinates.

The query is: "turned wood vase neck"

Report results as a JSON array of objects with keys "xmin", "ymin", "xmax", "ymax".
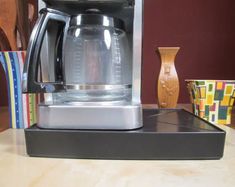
[{"xmin": 158, "ymin": 47, "xmax": 180, "ymax": 64}]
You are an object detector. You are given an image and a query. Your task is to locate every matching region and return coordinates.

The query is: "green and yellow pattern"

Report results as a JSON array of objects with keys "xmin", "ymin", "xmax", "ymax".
[{"xmin": 186, "ymin": 80, "xmax": 235, "ymax": 125}]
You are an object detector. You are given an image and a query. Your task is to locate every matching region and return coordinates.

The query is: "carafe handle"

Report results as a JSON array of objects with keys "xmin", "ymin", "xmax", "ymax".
[{"xmin": 22, "ymin": 8, "xmax": 70, "ymax": 93}]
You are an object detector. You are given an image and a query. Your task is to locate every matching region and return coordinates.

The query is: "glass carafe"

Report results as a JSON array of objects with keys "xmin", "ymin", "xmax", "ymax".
[
  {"xmin": 23, "ymin": 9, "xmax": 132, "ymax": 104},
  {"xmin": 58, "ymin": 14, "xmax": 132, "ymax": 103}
]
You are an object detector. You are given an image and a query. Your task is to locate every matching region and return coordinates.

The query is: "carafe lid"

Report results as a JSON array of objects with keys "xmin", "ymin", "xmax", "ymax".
[{"xmin": 70, "ymin": 14, "xmax": 125, "ymax": 30}]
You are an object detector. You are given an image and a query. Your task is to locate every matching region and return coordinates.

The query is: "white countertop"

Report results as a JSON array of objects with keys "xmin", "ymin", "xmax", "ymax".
[{"xmin": 0, "ymin": 125, "xmax": 235, "ymax": 187}]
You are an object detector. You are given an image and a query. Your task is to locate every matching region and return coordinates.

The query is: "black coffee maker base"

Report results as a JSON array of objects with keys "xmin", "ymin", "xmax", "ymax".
[{"xmin": 24, "ymin": 109, "xmax": 225, "ymax": 160}]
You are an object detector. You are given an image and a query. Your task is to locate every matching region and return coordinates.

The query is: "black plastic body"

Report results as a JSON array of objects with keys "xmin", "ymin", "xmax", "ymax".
[{"xmin": 25, "ymin": 109, "xmax": 226, "ymax": 160}]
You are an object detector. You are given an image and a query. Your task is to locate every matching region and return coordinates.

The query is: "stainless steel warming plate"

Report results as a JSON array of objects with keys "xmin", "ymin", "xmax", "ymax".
[
  {"xmin": 37, "ymin": 102, "xmax": 142, "ymax": 129},
  {"xmin": 25, "ymin": 109, "xmax": 226, "ymax": 160}
]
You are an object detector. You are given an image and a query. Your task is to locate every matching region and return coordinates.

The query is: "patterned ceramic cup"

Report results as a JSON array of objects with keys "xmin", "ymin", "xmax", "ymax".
[
  {"xmin": 186, "ymin": 80, "xmax": 235, "ymax": 125},
  {"xmin": 0, "ymin": 51, "xmax": 38, "ymax": 129}
]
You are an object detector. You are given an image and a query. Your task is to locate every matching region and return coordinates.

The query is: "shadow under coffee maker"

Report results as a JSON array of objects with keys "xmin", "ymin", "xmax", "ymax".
[{"xmin": 24, "ymin": 0, "xmax": 225, "ymax": 160}]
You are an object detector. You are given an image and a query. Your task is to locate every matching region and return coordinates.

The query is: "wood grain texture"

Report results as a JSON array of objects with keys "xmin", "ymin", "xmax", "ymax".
[
  {"xmin": 157, "ymin": 47, "xmax": 180, "ymax": 108},
  {"xmin": 0, "ymin": 0, "xmax": 17, "ymax": 50},
  {"xmin": 0, "ymin": 27, "xmax": 11, "ymax": 50},
  {"xmin": 0, "ymin": 0, "xmax": 36, "ymax": 50},
  {"xmin": 16, "ymin": 0, "xmax": 30, "ymax": 50}
]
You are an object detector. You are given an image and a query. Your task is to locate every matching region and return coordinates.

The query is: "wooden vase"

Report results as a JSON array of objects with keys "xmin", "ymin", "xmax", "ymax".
[{"xmin": 157, "ymin": 47, "xmax": 180, "ymax": 108}]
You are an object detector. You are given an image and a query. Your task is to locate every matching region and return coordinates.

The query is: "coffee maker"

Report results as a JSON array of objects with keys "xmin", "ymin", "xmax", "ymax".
[
  {"xmin": 23, "ymin": 0, "xmax": 143, "ymax": 130},
  {"xmin": 24, "ymin": 0, "xmax": 226, "ymax": 160}
]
